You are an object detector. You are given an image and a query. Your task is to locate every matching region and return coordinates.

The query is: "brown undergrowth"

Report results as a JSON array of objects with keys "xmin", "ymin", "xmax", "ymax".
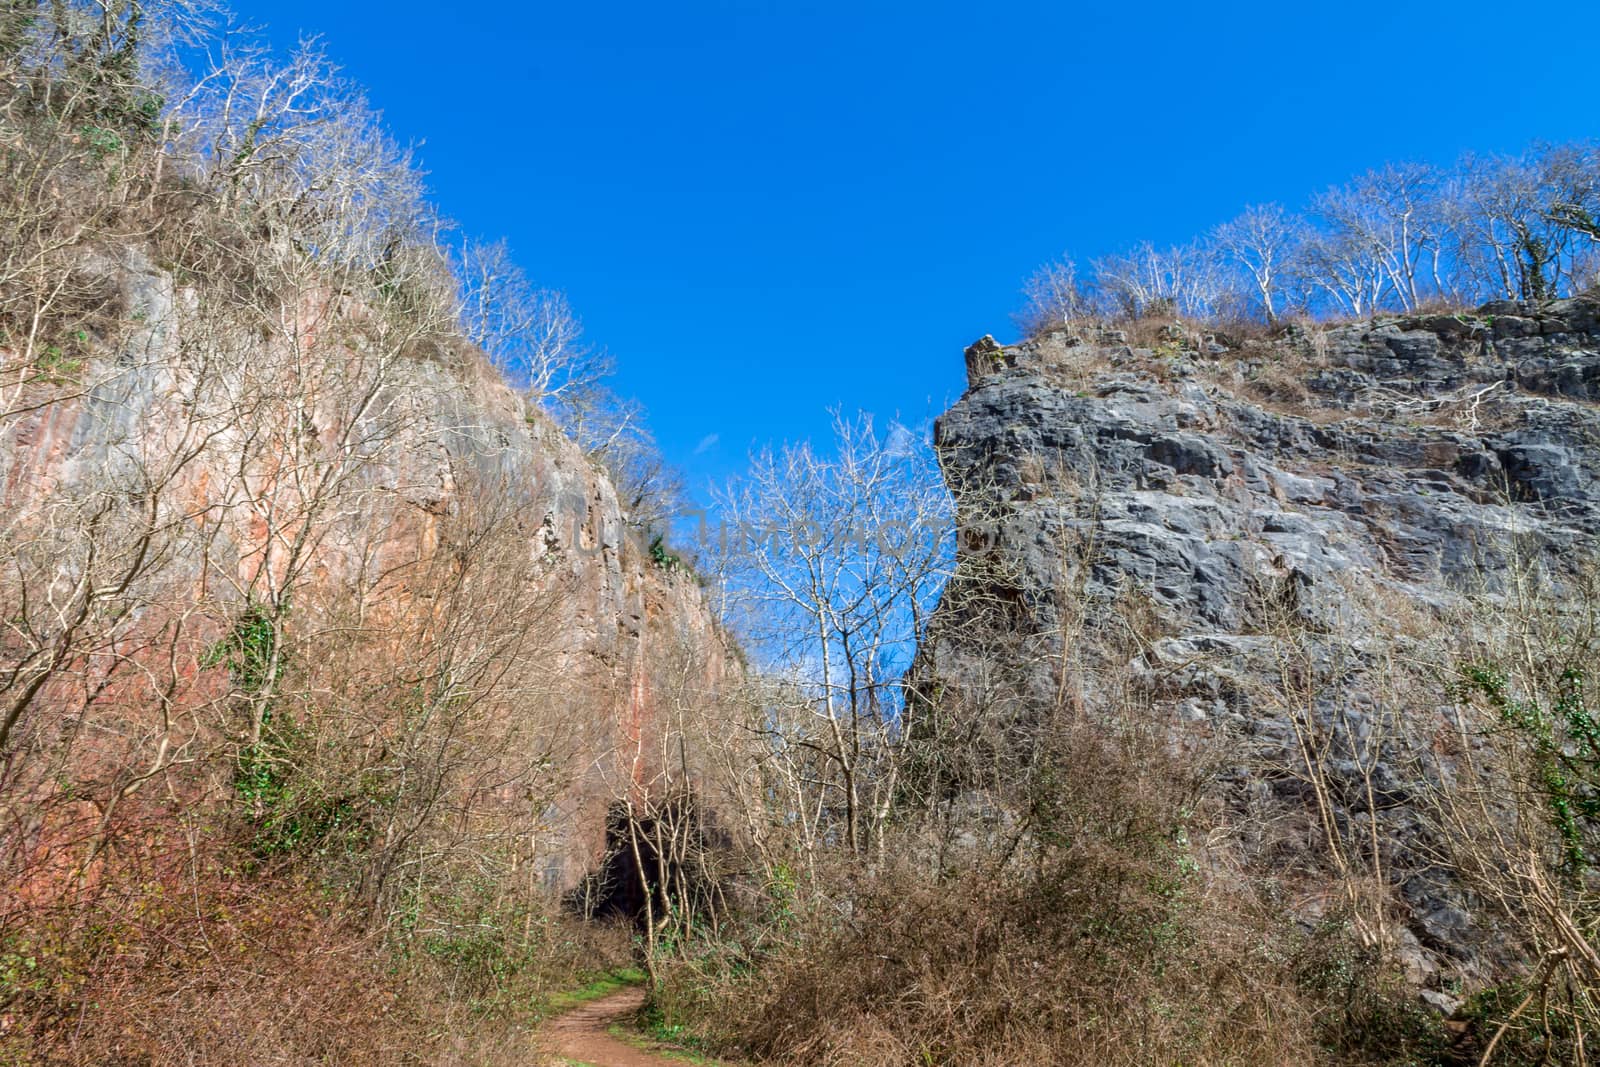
[
  {"xmin": 0, "ymin": 851, "xmax": 635, "ymax": 1066},
  {"xmin": 642, "ymin": 710, "xmax": 1448, "ymax": 1067}
]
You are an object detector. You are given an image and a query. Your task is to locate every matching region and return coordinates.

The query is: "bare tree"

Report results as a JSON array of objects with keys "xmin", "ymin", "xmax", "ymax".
[
  {"xmin": 712, "ymin": 410, "xmax": 952, "ymax": 862},
  {"xmin": 1093, "ymin": 240, "xmax": 1227, "ymax": 321},
  {"xmin": 1306, "ymin": 165, "xmax": 1442, "ymax": 314},
  {"xmin": 1212, "ymin": 203, "xmax": 1304, "ymax": 323},
  {"xmin": 455, "ymin": 238, "xmax": 607, "ymax": 402},
  {"xmin": 1018, "ymin": 254, "xmax": 1097, "ymax": 334},
  {"xmin": 548, "ymin": 382, "xmax": 687, "ymax": 530},
  {"xmin": 1297, "ymin": 224, "xmax": 1388, "ymax": 318},
  {"xmin": 589, "ymin": 628, "xmax": 735, "ymax": 979},
  {"xmin": 1023, "ymin": 140, "xmax": 1600, "ymax": 330}
]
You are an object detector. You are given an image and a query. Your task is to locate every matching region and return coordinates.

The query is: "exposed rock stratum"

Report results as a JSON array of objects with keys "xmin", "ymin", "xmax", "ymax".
[{"xmin": 919, "ymin": 293, "xmax": 1600, "ymax": 991}]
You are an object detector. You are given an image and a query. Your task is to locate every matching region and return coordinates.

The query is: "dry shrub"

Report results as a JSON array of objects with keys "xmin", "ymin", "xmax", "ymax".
[
  {"xmin": 1117, "ymin": 314, "xmax": 1194, "ymax": 351},
  {"xmin": 0, "ymin": 461, "xmax": 620, "ymax": 1059},
  {"xmin": 0, "ymin": 849, "xmax": 635, "ymax": 1066},
  {"xmin": 1247, "ymin": 359, "xmax": 1314, "ymax": 405},
  {"xmin": 1292, "ymin": 912, "xmax": 1455, "ymax": 1065},
  {"xmin": 1400, "ymin": 565, "xmax": 1600, "ymax": 1064},
  {"xmin": 4, "ymin": 870, "xmax": 482, "ymax": 1065},
  {"xmin": 658, "ymin": 717, "xmax": 1329, "ymax": 1067},
  {"xmin": 726, "ymin": 862, "xmax": 1313, "ymax": 1066},
  {"xmin": 1208, "ymin": 313, "xmax": 1290, "ymax": 348}
]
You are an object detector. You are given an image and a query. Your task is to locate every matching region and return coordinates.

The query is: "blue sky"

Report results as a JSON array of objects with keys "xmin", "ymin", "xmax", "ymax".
[{"xmin": 239, "ymin": 1, "xmax": 1600, "ymax": 501}]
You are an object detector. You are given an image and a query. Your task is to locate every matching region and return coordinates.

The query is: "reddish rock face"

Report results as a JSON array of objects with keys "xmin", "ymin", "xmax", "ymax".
[{"xmin": 0, "ymin": 251, "xmax": 730, "ymax": 902}]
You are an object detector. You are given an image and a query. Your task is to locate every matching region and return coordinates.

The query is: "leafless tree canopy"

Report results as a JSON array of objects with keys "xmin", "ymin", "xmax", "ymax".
[
  {"xmin": 708, "ymin": 410, "xmax": 953, "ymax": 867},
  {"xmin": 1021, "ymin": 142, "xmax": 1600, "ymax": 332}
]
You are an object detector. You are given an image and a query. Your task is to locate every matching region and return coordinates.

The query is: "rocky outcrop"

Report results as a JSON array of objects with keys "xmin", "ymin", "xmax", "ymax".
[
  {"xmin": 0, "ymin": 248, "xmax": 727, "ymax": 892},
  {"xmin": 923, "ymin": 293, "xmax": 1600, "ymax": 990}
]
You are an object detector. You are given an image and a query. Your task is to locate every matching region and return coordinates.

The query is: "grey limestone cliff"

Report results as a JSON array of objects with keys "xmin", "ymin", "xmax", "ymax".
[{"xmin": 919, "ymin": 293, "xmax": 1600, "ymax": 992}]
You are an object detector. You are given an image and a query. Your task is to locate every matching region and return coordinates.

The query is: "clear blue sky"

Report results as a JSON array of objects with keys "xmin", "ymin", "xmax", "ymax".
[{"xmin": 239, "ymin": 1, "xmax": 1599, "ymax": 500}]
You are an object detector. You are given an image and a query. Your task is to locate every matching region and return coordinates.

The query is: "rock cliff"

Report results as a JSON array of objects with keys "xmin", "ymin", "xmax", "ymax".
[
  {"xmin": 0, "ymin": 247, "xmax": 727, "ymax": 892},
  {"xmin": 921, "ymin": 292, "xmax": 1600, "ymax": 991}
]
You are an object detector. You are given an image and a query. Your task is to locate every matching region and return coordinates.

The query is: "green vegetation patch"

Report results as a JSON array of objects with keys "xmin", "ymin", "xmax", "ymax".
[{"xmin": 543, "ymin": 966, "xmax": 647, "ymax": 1015}]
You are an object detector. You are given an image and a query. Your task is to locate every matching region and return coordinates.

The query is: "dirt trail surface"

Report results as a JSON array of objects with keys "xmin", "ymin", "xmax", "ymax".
[{"xmin": 546, "ymin": 987, "xmax": 683, "ymax": 1067}]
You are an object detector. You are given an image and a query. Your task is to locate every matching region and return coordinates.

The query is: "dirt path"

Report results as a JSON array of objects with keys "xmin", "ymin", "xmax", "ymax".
[{"xmin": 546, "ymin": 987, "xmax": 685, "ymax": 1067}]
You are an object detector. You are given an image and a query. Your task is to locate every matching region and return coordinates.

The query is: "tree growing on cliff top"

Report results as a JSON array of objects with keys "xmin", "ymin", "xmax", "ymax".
[
  {"xmin": 455, "ymin": 238, "xmax": 604, "ymax": 403},
  {"xmin": 1212, "ymin": 203, "xmax": 1304, "ymax": 324},
  {"xmin": 1022, "ymin": 140, "xmax": 1600, "ymax": 329}
]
